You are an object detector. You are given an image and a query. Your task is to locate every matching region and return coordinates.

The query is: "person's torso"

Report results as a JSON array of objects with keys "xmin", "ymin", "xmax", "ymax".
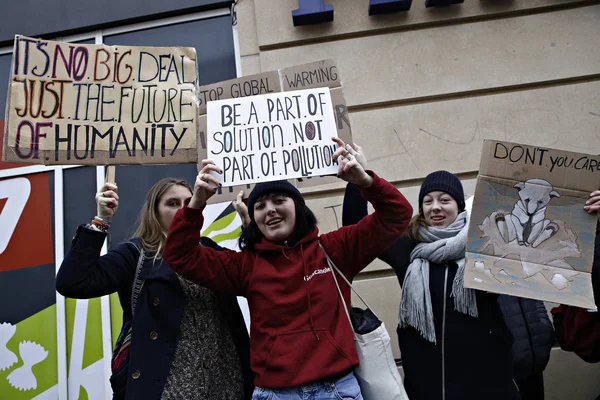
[
  {"xmin": 395, "ymin": 240, "xmax": 517, "ymax": 400},
  {"xmin": 122, "ymin": 254, "xmax": 244, "ymax": 399},
  {"xmin": 160, "ymin": 276, "xmax": 244, "ymax": 400},
  {"xmin": 245, "ymin": 238, "xmax": 358, "ymax": 388}
]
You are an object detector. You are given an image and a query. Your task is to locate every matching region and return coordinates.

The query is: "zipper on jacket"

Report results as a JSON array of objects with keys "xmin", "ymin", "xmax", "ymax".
[
  {"xmin": 442, "ymin": 263, "xmax": 449, "ymax": 400},
  {"xmin": 518, "ymin": 298, "xmax": 536, "ymax": 376}
]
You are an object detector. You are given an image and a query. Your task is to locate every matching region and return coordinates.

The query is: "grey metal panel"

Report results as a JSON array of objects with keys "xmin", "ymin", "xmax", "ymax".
[
  {"xmin": 103, "ymin": 16, "xmax": 236, "ymax": 86},
  {"xmin": 0, "ymin": 54, "xmax": 11, "ymax": 117},
  {"xmin": 0, "ymin": 263, "xmax": 57, "ymax": 324},
  {"xmin": 0, "ymin": 0, "xmax": 233, "ymax": 45},
  {"xmin": 63, "ymin": 167, "xmax": 98, "ymax": 253}
]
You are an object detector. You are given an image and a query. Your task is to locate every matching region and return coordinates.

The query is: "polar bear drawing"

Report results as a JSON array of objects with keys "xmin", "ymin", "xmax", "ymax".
[{"xmin": 495, "ymin": 178, "xmax": 560, "ymax": 248}]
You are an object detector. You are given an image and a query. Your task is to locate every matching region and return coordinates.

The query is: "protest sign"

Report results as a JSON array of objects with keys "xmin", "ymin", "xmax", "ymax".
[
  {"xmin": 198, "ymin": 59, "xmax": 353, "ymax": 203},
  {"xmin": 206, "ymin": 88, "xmax": 338, "ymax": 187},
  {"xmin": 2, "ymin": 35, "xmax": 199, "ymax": 165},
  {"xmin": 465, "ymin": 139, "xmax": 600, "ymax": 308}
]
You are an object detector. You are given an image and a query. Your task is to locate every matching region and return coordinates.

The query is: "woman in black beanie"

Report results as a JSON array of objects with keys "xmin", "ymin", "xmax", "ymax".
[{"xmin": 343, "ymin": 165, "xmax": 519, "ymax": 400}]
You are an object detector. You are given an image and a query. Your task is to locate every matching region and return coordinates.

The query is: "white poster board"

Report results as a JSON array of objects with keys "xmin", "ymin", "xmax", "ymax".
[{"xmin": 206, "ymin": 87, "xmax": 338, "ymax": 187}]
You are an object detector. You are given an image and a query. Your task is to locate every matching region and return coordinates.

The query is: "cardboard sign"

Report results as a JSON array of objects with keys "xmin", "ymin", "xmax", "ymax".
[
  {"xmin": 198, "ymin": 59, "xmax": 353, "ymax": 203},
  {"xmin": 2, "ymin": 36, "xmax": 199, "ymax": 165},
  {"xmin": 465, "ymin": 139, "xmax": 600, "ymax": 308},
  {"xmin": 206, "ymin": 88, "xmax": 338, "ymax": 187}
]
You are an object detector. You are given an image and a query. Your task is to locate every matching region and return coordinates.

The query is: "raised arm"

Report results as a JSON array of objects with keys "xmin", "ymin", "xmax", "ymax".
[
  {"xmin": 340, "ymin": 143, "xmax": 413, "ymax": 279},
  {"xmin": 325, "ymin": 172, "xmax": 413, "ymax": 278},
  {"xmin": 342, "ymin": 183, "xmax": 368, "ymax": 227},
  {"xmin": 163, "ymin": 160, "xmax": 248, "ymax": 296},
  {"xmin": 56, "ymin": 227, "xmax": 138, "ymax": 298},
  {"xmin": 56, "ymin": 181, "xmax": 137, "ymax": 298},
  {"xmin": 342, "ymin": 182, "xmax": 410, "ymax": 269}
]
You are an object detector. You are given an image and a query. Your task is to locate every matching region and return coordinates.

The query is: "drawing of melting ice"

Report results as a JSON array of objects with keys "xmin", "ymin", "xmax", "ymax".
[
  {"xmin": 466, "ymin": 201, "xmax": 595, "ymax": 308},
  {"xmin": 0, "ymin": 322, "xmax": 18, "ymax": 371},
  {"xmin": 479, "ymin": 209, "xmax": 582, "ymax": 282},
  {"xmin": 7, "ymin": 341, "xmax": 48, "ymax": 391}
]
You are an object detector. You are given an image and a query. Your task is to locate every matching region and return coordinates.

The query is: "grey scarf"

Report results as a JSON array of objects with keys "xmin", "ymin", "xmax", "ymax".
[{"xmin": 398, "ymin": 211, "xmax": 478, "ymax": 343}]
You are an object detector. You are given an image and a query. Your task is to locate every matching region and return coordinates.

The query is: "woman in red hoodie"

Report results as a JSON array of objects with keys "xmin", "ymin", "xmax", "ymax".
[{"xmin": 163, "ymin": 140, "xmax": 413, "ymax": 399}]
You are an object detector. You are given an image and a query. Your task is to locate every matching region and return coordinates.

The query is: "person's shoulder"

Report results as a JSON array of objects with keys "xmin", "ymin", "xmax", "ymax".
[
  {"xmin": 113, "ymin": 238, "xmax": 143, "ymax": 258},
  {"xmin": 394, "ymin": 236, "xmax": 419, "ymax": 253},
  {"xmin": 380, "ymin": 235, "xmax": 418, "ymax": 265}
]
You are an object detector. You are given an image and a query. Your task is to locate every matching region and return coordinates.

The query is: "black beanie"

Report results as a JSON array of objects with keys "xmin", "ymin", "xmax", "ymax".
[
  {"xmin": 418, "ymin": 170, "xmax": 465, "ymax": 212},
  {"xmin": 247, "ymin": 180, "xmax": 304, "ymax": 217}
]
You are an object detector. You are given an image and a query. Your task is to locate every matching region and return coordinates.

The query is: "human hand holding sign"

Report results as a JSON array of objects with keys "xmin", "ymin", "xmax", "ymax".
[
  {"xmin": 332, "ymin": 137, "xmax": 373, "ymax": 188},
  {"xmin": 189, "ymin": 160, "xmax": 223, "ymax": 209},
  {"xmin": 96, "ymin": 182, "xmax": 119, "ymax": 220},
  {"xmin": 584, "ymin": 190, "xmax": 600, "ymax": 214}
]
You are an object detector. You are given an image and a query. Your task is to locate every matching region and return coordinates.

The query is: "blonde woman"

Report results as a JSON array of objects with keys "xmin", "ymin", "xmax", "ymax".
[{"xmin": 56, "ymin": 178, "xmax": 253, "ymax": 400}]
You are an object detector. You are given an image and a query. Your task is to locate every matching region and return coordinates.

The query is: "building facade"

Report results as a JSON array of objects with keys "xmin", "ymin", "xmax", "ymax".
[
  {"xmin": 0, "ymin": 0, "xmax": 599, "ymax": 398},
  {"xmin": 232, "ymin": 1, "xmax": 600, "ymax": 399}
]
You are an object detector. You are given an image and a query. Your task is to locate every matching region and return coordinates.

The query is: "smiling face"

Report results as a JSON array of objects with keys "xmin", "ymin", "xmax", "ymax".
[
  {"xmin": 422, "ymin": 191, "xmax": 459, "ymax": 229},
  {"xmin": 157, "ymin": 184, "xmax": 192, "ymax": 233},
  {"xmin": 253, "ymin": 193, "xmax": 296, "ymax": 242}
]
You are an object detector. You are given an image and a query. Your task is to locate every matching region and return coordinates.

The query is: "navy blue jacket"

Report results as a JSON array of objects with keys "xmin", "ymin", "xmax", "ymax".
[
  {"xmin": 343, "ymin": 183, "xmax": 518, "ymax": 400},
  {"xmin": 56, "ymin": 226, "xmax": 253, "ymax": 400},
  {"xmin": 498, "ymin": 295, "xmax": 554, "ymax": 381}
]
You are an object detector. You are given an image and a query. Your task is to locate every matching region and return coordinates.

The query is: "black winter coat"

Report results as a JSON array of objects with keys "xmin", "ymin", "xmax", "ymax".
[
  {"xmin": 498, "ymin": 295, "xmax": 554, "ymax": 381},
  {"xmin": 56, "ymin": 226, "xmax": 253, "ymax": 400},
  {"xmin": 343, "ymin": 183, "xmax": 519, "ymax": 400}
]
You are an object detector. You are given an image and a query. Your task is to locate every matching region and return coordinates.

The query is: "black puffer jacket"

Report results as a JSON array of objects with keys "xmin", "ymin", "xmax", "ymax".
[
  {"xmin": 343, "ymin": 183, "xmax": 519, "ymax": 400},
  {"xmin": 498, "ymin": 295, "xmax": 555, "ymax": 381}
]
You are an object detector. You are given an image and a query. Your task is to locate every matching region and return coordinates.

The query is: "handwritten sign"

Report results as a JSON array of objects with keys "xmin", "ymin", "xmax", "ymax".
[
  {"xmin": 2, "ymin": 35, "xmax": 199, "ymax": 165},
  {"xmin": 207, "ymin": 88, "xmax": 338, "ymax": 186},
  {"xmin": 492, "ymin": 142, "xmax": 600, "ymax": 175},
  {"xmin": 465, "ymin": 140, "xmax": 599, "ymax": 308}
]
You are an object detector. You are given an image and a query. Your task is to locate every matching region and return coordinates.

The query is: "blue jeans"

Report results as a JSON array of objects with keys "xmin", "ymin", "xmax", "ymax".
[{"xmin": 252, "ymin": 371, "xmax": 363, "ymax": 400}]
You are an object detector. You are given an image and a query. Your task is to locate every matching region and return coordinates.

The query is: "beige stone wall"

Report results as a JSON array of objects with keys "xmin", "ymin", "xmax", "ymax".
[{"xmin": 236, "ymin": 0, "xmax": 600, "ymax": 397}]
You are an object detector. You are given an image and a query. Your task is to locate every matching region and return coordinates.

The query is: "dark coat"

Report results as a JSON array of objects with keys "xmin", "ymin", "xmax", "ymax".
[
  {"xmin": 498, "ymin": 295, "xmax": 554, "ymax": 382},
  {"xmin": 56, "ymin": 225, "xmax": 253, "ymax": 400},
  {"xmin": 343, "ymin": 183, "xmax": 519, "ymax": 400},
  {"xmin": 593, "ymin": 220, "xmax": 600, "ymax": 308}
]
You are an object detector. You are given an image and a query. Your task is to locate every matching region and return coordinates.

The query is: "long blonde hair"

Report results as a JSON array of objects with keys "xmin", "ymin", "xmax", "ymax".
[
  {"xmin": 404, "ymin": 209, "xmax": 428, "ymax": 241},
  {"xmin": 132, "ymin": 178, "xmax": 192, "ymax": 254}
]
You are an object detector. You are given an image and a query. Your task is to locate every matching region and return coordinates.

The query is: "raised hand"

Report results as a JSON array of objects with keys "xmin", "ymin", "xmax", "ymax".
[
  {"xmin": 233, "ymin": 190, "xmax": 251, "ymax": 228},
  {"xmin": 189, "ymin": 160, "xmax": 223, "ymax": 209},
  {"xmin": 346, "ymin": 142, "xmax": 367, "ymax": 170},
  {"xmin": 332, "ymin": 137, "xmax": 373, "ymax": 188},
  {"xmin": 95, "ymin": 182, "xmax": 119, "ymax": 220},
  {"xmin": 584, "ymin": 190, "xmax": 600, "ymax": 214}
]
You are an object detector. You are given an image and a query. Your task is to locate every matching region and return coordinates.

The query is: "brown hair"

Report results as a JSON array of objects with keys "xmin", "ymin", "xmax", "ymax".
[
  {"xmin": 404, "ymin": 209, "xmax": 428, "ymax": 241},
  {"xmin": 132, "ymin": 178, "xmax": 192, "ymax": 254}
]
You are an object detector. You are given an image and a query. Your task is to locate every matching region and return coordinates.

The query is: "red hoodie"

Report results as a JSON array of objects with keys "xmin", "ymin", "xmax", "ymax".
[{"xmin": 163, "ymin": 173, "xmax": 412, "ymax": 388}]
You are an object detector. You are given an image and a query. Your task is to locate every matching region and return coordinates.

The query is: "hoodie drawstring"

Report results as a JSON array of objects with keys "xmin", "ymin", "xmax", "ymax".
[{"xmin": 300, "ymin": 244, "xmax": 320, "ymax": 341}]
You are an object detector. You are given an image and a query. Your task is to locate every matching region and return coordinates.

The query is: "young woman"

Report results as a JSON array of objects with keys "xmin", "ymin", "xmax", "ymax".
[
  {"xmin": 162, "ymin": 139, "xmax": 413, "ymax": 399},
  {"xmin": 343, "ymin": 168, "xmax": 519, "ymax": 400},
  {"xmin": 56, "ymin": 178, "xmax": 253, "ymax": 400}
]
